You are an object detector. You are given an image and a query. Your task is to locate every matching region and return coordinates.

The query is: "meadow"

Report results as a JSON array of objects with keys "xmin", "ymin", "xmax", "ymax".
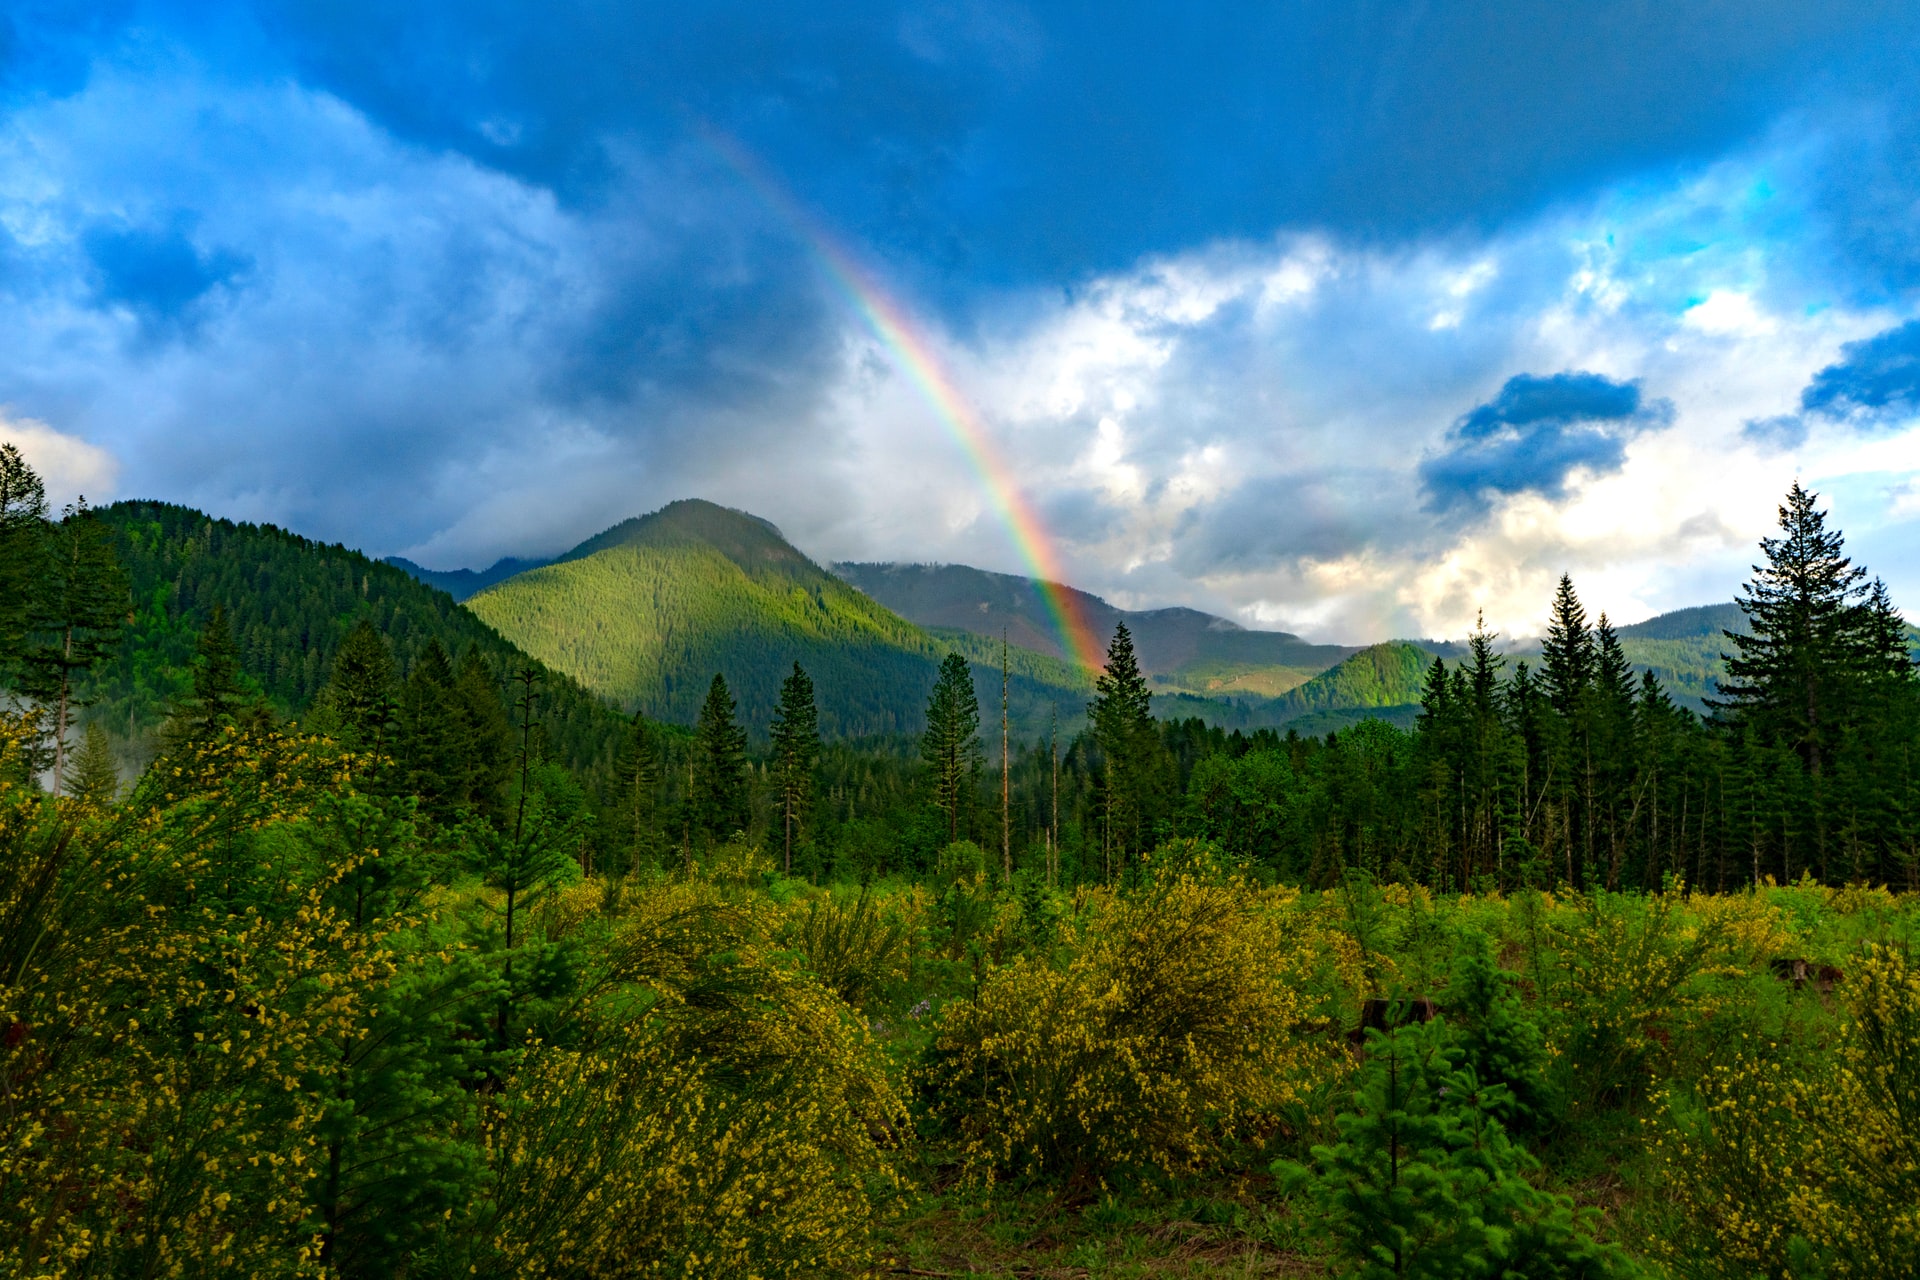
[{"xmin": 5, "ymin": 709, "xmax": 1914, "ymax": 1278}]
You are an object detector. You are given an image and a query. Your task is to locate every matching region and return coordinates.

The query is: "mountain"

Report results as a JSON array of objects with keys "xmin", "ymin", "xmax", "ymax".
[
  {"xmin": 831, "ymin": 561, "xmax": 1359, "ymax": 697},
  {"xmin": 463, "ymin": 501, "xmax": 1095, "ymax": 738},
  {"xmin": 383, "ymin": 555, "xmax": 553, "ymax": 601},
  {"xmin": 82, "ymin": 501, "xmax": 628, "ymax": 780}
]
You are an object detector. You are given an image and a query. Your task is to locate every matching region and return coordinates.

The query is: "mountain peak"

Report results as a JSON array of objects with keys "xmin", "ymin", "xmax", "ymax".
[{"xmin": 561, "ymin": 498, "xmax": 811, "ymax": 574}]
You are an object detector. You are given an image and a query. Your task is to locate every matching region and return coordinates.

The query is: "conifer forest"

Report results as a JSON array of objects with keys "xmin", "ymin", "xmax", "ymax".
[{"xmin": 3, "ymin": 435, "xmax": 1920, "ymax": 1279}]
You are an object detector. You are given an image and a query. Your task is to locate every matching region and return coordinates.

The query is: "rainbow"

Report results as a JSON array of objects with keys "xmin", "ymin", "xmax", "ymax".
[{"xmin": 698, "ymin": 125, "xmax": 1108, "ymax": 675}]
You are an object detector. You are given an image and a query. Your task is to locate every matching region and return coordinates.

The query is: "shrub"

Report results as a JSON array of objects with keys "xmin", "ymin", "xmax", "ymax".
[
  {"xmin": 921, "ymin": 870, "xmax": 1322, "ymax": 1181},
  {"xmin": 1443, "ymin": 930, "xmax": 1555, "ymax": 1131},
  {"xmin": 1279, "ymin": 1016, "xmax": 1641, "ymax": 1279},
  {"xmin": 470, "ymin": 882, "xmax": 907, "ymax": 1278},
  {"xmin": 784, "ymin": 886, "xmax": 908, "ymax": 1011},
  {"xmin": 1652, "ymin": 943, "xmax": 1920, "ymax": 1277}
]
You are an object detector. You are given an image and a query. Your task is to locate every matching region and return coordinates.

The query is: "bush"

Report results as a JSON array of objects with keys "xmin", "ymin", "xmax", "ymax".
[
  {"xmin": 784, "ymin": 886, "xmax": 908, "ymax": 1011},
  {"xmin": 921, "ymin": 870, "xmax": 1322, "ymax": 1181},
  {"xmin": 1279, "ymin": 1016, "xmax": 1641, "ymax": 1279},
  {"xmin": 1653, "ymin": 943, "xmax": 1920, "ymax": 1277},
  {"xmin": 469, "ymin": 881, "xmax": 907, "ymax": 1278}
]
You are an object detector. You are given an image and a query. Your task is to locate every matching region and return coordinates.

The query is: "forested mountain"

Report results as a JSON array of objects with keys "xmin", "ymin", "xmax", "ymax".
[
  {"xmin": 833, "ymin": 560, "xmax": 1359, "ymax": 695},
  {"xmin": 464, "ymin": 500, "xmax": 1096, "ymax": 738},
  {"xmin": 81, "ymin": 501, "xmax": 627, "ymax": 780},
  {"xmin": 383, "ymin": 554, "xmax": 553, "ymax": 601}
]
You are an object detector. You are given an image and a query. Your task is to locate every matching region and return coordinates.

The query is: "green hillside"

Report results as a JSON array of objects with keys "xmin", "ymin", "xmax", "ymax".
[
  {"xmin": 466, "ymin": 501, "xmax": 1095, "ymax": 738},
  {"xmin": 832, "ymin": 561, "xmax": 1359, "ymax": 689},
  {"xmin": 83, "ymin": 501, "xmax": 627, "ymax": 779},
  {"xmin": 1264, "ymin": 640, "xmax": 1434, "ymax": 727}
]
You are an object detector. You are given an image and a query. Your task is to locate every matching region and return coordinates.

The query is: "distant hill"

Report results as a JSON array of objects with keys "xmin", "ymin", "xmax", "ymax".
[
  {"xmin": 384, "ymin": 554, "xmax": 552, "ymax": 602},
  {"xmin": 83, "ymin": 502, "xmax": 628, "ymax": 780},
  {"xmin": 1264, "ymin": 641, "xmax": 1435, "ymax": 726},
  {"xmin": 832, "ymin": 561, "xmax": 1359, "ymax": 698},
  {"xmin": 465, "ymin": 501, "xmax": 1096, "ymax": 738}
]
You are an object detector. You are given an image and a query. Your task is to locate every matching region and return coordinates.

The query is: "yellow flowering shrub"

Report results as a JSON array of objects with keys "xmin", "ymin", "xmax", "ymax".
[
  {"xmin": 1548, "ymin": 885, "xmax": 1789, "ymax": 1106},
  {"xmin": 473, "ymin": 876, "xmax": 907, "ymax": 1278},
  {"xmin": 0, "ymin": 724, "xmax": 396, "ymax": 1278},
  {"xmin": 922, "ymin": 872, "xmax": 1329, "ymax": 1181},
  {"xmin": 1652, "ymin": 944, "xmax": 1920, "ymax": 1276}
]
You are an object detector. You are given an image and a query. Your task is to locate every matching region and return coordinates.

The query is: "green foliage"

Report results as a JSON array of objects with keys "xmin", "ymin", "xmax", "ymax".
[
  {"xmin": 768, "ymin": 660, "xmax": 820, "ymax": 874},
  {"xmin": 690, "ymin": 672, "xmax": 750, "ymax": 846},
  {"xmin": 784, "ymin": 886, "xmax": 908, "ymax": 1010},
  {"xmin": 922, "ymin": 652, "xmax": 982, "ymax": 844},
  {"xmin": 1443, "ymin": 931, "xmax": 1555, "ymax": 1130},
  {"xmin": 81, "ymin": 499, "xmax": 625, "ymax": 785},
  {"xmin": 1279, "ymin": 1015, "xmax": 1641, "ymax": 1279}
]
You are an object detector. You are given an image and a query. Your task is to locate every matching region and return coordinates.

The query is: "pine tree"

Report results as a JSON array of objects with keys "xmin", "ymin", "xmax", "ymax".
[
  {"xmin": 1540, "ymin": 574, "xmax": 1595, "ymax": 719},
  {"xmin": 615, "ymin": 710, "xmax": 660, "ymax": 875},
  {"xmin": 690, "ymin": 673, "xmax": 750, "ymax": 845},
  {"xmin": 1715, "ymin": 483, "xmax": 1882, "ymax": 779},
  {"xmin": 20, "ymin": 500, "xmax": 126, "ymax": 793},
  {"xmin": 65, "ymin": 720, "xmax": 120, "ymax": 808},
  {"xmin": 1090, "ymin": 623, "xmax": 1155, "ymax": 871},
  {"xmin": 316, "ymin": 620, "xmax": 399, "ymax": 763},
  {"xmin": 1280, "ymin": 1015, "xmax": 1634, "ymax": 1278},
  {"xmin": 0, "ymin": 442, "xmax": 49, "ymax": 687},
  {"xmin": 165, "ymin": 605, "xmax": 256, "ymax": 748},
  {"xmin": 449, "ymin": 648, "xmax": 513, "ymax": 820},
  {"xmin": 921, "ymin": 652, "xmax": 981, "ymax": 845},
  {"xmin": 768, "ymin": 662, "xmax": 819, "ymax": 876},
  {"xmin": 399, "ymin": 640, "xmax": 463, "ymax": 826}
]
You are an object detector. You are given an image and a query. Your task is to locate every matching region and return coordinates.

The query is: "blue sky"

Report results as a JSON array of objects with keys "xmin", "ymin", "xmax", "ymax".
[{"xmin": 6, "ymin": 2, "xmax": 1920, "ymax": 640}]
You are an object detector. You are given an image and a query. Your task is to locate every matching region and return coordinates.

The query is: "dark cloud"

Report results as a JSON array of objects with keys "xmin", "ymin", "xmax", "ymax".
[
  {"xmin": 83, "ymin": 221, "xmax": 250, "ymax": 336},
  {"xmin": 1420, "ymin": 373, "xmax": 1668, "ymax": 513},
  {"xmin": 234, "ymin": 1, "xmax": 1920, "ymax": 289},
  {"xmin": 1798, "ymin": 318, "xmax": 1920, "ymax": 422}
]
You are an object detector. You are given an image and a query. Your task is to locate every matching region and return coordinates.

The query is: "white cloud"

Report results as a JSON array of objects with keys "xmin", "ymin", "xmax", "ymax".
[{"xmin": 0, "ymin": 413, "xmax": 120, "ymax": 507}]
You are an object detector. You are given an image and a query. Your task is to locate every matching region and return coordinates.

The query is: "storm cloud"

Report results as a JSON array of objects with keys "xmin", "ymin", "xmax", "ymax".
[
  {"xmin": 3, "ymin": 3, "xmax": 1920, "ymax": 638},
  {"xmin": 1420, "ymin": 373, "xmax": 1670, "ymax": 514}
]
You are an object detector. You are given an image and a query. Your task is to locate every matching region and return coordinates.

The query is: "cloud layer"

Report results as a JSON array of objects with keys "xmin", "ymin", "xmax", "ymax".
[{"xmin": 2, "ymin": 4, "xmax": 1920, "ymax": 641}]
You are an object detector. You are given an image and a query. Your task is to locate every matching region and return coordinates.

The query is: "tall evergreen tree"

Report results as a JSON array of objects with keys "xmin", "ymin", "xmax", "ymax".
[
  {"xmin": 65, "ymin": 720, "xmax": 120, "ymax": 808},
  {"xmin": 1090, "ymin": 623, "xmax": 1156, "ymax": 871},
  {"xmin": 0, "ymin": 443, "xmax": 49, "ymax": 687},
  {"xmin": 768, "ymin": 662, "xmax": 820, "ymax": 876},
  {"xmin": 1540, "ymin": 574, "xmax": 1594, "ymax": 719},
  {"xmin": 615, "ymin": 710, "xmax": 661, "ymax": 875},
  {"xmin": 921, "ymin": 652, "xmax": 981, "ymax": 844},
  {"xmin": 1714, "ymin": 482, "xmax": 1876, "ymax": 777},
  {"xmin": 690, "ymin": 673, "xmax": 750, "ymax": 845},
  {"xmin": 317, "ymin": 620, "xmax": 400, "ymax": 764},
  {"xmin": 449, "ymin": 649, "xmax": 513, "ymax": 820},
  {"xmin": 399, "ymin": 640, "xmax": 464, "ymax": 826},
  {"xmin": 21, "ymin": 500, "xmax": 126, "ymax": 793},
  {"xmin": 164, "ymin": 605, "xmax": 256, "ymax": 749}
]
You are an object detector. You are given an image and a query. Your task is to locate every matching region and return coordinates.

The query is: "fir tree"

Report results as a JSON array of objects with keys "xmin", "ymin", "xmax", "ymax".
[
  {"xmin": 1541, "ymin": 574, "xmax": 1595, "ymax": 719},
  {"xmin": 64, "ymin": 720, "xmax": 120, "ymax": 808},
  {"xmin": 1090, "ymin": 623, "xmax": 1156, "ymax": 870},
  {"xmin": 165, "ymin": 605, "xmax": 257, "ymax": 748},
  {"xmin": 399, "ymin": 640, "xmax": 463, "ymax": 826},
  {"xmin": 768, "ymin": 662, "xmax": 820, "ymax": 876},
  {"xmin": 449, "ymin": 648, "xmax": 513, "ymax": 820},
  {"xmin": 1281, "ymin": 1016, "xmax": 1635, "ymax": 1278},
  {"xmin": 20, "ymin": 500, "xmax": 126, "ymax": 793},
  {"xmin": 317, "ymin": 620, "xmax": 400, "ymax": 764},
  {"xmin": 921, "ymin": 652, "xmax": 981, "ymax": 844},
  {"xmin": 0, "ymin": 442, "xmax": 48, "ymax": 687},
  {"xmin": 1715, "ymin": 483, "xmax": 1880, "ymax": 777},
  {"xmin": 690, "ymin": 673, "xmax": 750, "ymax": 845},
  {"xmin": 615, "ymin": 710, "xmax": 660, "ymax": 875}
]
